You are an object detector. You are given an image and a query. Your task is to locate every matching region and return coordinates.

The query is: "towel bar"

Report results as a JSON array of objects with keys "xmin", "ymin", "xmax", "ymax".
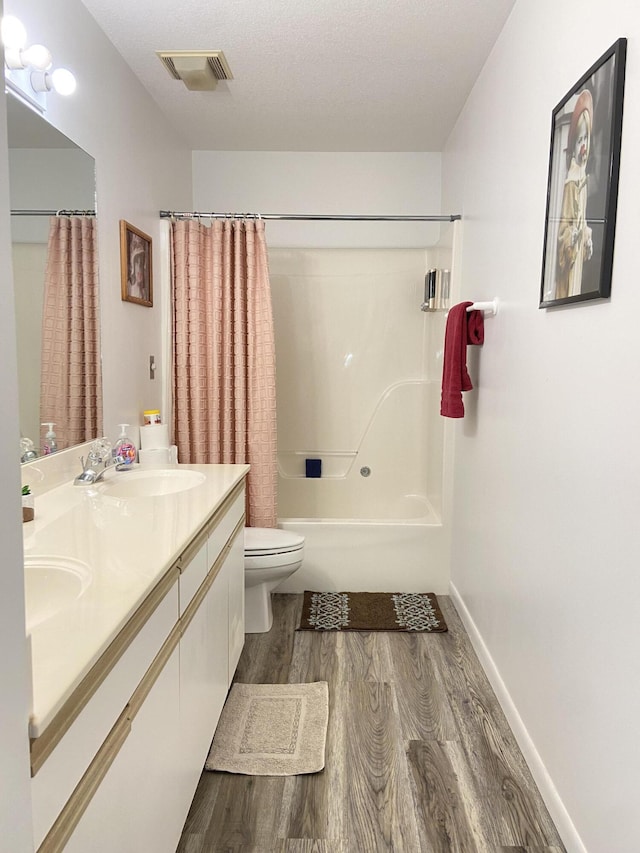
[{"xmin": 466, "ymin": 298, "xmax": 498, "ymax": 316}]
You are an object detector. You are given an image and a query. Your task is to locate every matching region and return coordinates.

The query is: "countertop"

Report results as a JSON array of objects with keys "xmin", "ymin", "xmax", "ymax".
[{"xmin": 23, "ymin": 463, "xmax": 249, "ymax": 738}]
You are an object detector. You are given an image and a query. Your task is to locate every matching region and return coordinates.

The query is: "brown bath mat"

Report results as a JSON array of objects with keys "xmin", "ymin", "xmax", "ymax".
[{"xmin": 298, "ymin": 591, "xmax": 447, "ymax": 632}]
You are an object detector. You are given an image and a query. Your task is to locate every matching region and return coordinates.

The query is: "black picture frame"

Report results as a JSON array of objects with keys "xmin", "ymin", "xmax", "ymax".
[{"xmin": 539, "ymin": 38, "xmax": 626, "ymax": 309}]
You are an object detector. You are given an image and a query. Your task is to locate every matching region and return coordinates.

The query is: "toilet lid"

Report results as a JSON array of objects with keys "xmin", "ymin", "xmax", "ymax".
[{"xmin": 245, "ymin": 527, "xmax": 305, "ymax": 556}]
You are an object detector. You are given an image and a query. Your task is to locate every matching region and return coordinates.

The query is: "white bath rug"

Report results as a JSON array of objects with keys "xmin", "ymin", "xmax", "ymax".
[{"xmin": 205, "ymin": 681, "xmax": 329, "ymax": 776}]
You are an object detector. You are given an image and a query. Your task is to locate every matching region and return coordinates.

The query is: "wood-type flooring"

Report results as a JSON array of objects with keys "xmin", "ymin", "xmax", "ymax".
[{"xmin": 177, "ymin": 594, "xmax": 565, "ymax": 853}]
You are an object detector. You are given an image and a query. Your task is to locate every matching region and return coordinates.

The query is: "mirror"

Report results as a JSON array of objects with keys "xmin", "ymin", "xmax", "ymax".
[{"xmin": 7, "ymin": 94, "xmax": 102, "ymax": 458}]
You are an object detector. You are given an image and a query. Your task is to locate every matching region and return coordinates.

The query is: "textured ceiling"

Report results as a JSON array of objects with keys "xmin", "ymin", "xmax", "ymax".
[{"xmin": 79, "ymin": 0, "xmax": 515, "ymax": 151}]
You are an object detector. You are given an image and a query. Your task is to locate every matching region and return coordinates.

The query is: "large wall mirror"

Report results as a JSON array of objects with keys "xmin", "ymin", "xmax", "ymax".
[{"xmin": 7, "ymin": 93, "xmax": 102, "ymax": 459}]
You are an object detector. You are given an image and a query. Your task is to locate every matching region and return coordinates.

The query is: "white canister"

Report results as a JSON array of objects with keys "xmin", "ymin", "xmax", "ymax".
[{"xmin": 139, "ymin": 423, "xmax": 170, "ymax": 450}]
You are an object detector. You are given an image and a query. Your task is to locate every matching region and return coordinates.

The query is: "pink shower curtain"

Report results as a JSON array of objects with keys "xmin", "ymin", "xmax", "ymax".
[
  {"xmin": 40, "ymin": 216, "xmax": 103, "ymax": 449},
  {"xmin": 171, "ymin": 219, "xmax": 277, "ymax": 528}
]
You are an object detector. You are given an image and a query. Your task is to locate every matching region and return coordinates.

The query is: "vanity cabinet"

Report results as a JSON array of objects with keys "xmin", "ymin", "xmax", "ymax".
[
  {"xmin": 177, "ymin": 490, "xmax": 245, "ymax": 819},
  {"xmin": 31, "ymin": 475, "xmax": 247, "ymax": 853},
  {"xmin": 63, "ymin": 648, "xmax": 183, "ymax": 853},
  {"xmin": 225, "ymin": 529, "xmax": 246, "ymax": 676}
]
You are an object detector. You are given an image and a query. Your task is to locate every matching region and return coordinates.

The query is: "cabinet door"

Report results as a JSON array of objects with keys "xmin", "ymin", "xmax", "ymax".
[
  {"xmin": 64, "ymin": 647, "xmax": 182, "ymax": 853},
  {"xmin": 224, "ymin": 528, "xmax": 245, "ymax": 681},
  {"xmin": 177, "ymin": 567, "xmax": 229, "ymax": 815}
]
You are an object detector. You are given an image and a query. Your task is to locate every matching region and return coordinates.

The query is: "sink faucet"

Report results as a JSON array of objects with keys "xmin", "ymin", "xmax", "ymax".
[{"xmin": 74, "ymin": 440, "xmax": 133, "ymax": 485}]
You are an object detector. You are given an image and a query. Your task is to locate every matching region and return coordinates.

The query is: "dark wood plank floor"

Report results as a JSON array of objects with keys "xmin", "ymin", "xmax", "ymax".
[{"xmin": 177, "ymin": 594, "xmax": 565, "ymax": 853}]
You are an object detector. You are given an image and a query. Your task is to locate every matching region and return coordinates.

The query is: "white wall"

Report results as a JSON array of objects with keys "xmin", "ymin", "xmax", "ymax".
[
  {"xmin": 1, "ymin": 0, "xmax": 192, "ymax": 846},
  {"xmin": 442, "ymin": 2, "xmax": 640, "ymax": 851},
  {"xmin": 9, "ymin": 148, "xmax": 95, "ymax": 242},
  {"xmin": 6, "ymin": 0, "xmax": 193, "ymax": 443},
  {"xmin": 192, "ymin": 151, "xmax": 443, "ymax": 247},
  {"xmin": 12, "ymin": 243, "xmax": 46, "ymax": 443}
]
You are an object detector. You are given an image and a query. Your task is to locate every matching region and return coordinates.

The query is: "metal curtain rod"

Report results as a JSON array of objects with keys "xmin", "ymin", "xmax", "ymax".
[
  {"xmin": 10, "ymin": 209, "xmax": 96, "ymax": 217},
  {"xmin": 159, "ymin": 210, "xmax": 461, "ymax": 222}
]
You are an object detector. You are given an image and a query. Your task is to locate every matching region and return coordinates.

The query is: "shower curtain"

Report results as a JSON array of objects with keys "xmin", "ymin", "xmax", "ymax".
[
  {"xmin": 40, "ymin": 216, "xmax": 102, "ymax": 449},
  {"xmin": 171, "ymin": 219, "xmax": 277, "ymax": 528}
]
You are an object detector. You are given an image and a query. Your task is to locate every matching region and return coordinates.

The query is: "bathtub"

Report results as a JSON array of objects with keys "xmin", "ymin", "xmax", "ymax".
[
  {"xmin": 275, "ymin": 499, "xmax": 449, "ymax": 595},
  {"xmin": 274, "ymin": 379, "xmax": 449, "ymax": 594}
]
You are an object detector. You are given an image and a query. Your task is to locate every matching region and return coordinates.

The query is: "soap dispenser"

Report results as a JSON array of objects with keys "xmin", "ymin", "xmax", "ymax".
[
  {"xmin": 41, "ymin": 423, "xmax": 58, "ymax": 455},
  {"xmin": 114, "ymin": 424, "xmax": 137, "ymax": 466}
]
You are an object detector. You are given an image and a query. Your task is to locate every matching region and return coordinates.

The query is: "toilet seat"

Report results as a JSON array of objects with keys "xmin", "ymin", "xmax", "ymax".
[{"xmin": 244, "ymin": 527, "xmax": 305, "ymax": 557}]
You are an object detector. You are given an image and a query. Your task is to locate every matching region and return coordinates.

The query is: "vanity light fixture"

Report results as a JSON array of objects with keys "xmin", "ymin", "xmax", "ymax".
[
  {"xmin": 5, "ymin": 42, "xmax": 52, "ymax": 72},
  {"xmin": 31, "ymin": 67, "xmax": 77, "ymax": 96},
  {"xmin": 1, "ymin": 15, "xmax": 26, "ymax": 51},
  {"xmin": 1, "ymin": 14, "xmax": 76, "ymax": 111}
]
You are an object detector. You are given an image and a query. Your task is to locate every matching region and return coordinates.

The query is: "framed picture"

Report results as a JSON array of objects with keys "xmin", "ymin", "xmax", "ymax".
[
  {"xmin": 120, "ymin": 220, "xmax": 153, "ymax": 307},
  {"xmin": 539, "ymin": 38, "xmax": 626, "ymax": 309}
]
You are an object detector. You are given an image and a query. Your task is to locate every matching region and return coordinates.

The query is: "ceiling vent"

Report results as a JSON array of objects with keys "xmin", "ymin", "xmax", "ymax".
[{"xmin": 156, "ymin": 50, "xmax": 233, "ymax": 91}]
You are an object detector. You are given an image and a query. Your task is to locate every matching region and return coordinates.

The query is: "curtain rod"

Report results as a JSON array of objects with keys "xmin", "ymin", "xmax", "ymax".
[
  {"xmin": 10, "ymin": 209, "xmax": 96, "ymax": 217},
  {"xmin": 159, "ymin": 210, "xmax": 460, "ymax": 222}
]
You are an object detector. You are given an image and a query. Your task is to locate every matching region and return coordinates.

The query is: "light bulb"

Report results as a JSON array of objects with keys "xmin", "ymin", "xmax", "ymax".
[
  {"xmin": 21, "ymin": 43, "xmax": 52, "ymax": 71},
  {"xmin": 51, "ymin": 67, "xmax": 76, "ymax": 96},
  {"xmin": 1, "ymin": 15, "xmax": 27, "ymax": 49}
]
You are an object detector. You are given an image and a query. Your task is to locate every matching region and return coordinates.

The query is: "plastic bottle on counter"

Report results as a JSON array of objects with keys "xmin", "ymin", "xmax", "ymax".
[
  {"xmin": 114, "ymin": 424, "xmax": 137, "ymax": 465},
  {"xmin": 41, "ymin": 423, "xmax": 58, "ymax": 455}
]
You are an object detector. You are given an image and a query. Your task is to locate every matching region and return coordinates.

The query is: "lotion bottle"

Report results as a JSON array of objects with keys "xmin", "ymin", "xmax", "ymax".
[{"xmin": 114, "ymin": 424, "xmax": 137, "ymax": 465}]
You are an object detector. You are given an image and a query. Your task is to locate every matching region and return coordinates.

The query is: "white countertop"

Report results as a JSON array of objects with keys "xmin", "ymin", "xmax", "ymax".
[{"xmin": 23, "ymin": 463, "xmax": 248, "ymax": 737}]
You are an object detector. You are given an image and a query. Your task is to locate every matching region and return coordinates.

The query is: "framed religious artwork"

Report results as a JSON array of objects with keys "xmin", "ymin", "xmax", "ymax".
[
  {"xmin": 539, "ymin": 38, "xmax": 626, "ymax": 308},
  {"xmin": 120, "ymin": 220, "xmax": 153, "ymax": 307}
]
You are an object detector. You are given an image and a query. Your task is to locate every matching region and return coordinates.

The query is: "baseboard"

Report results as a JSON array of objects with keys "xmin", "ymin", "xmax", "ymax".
[{"xmin": 448, "ymin": 582, "xmax": 586, "ymax": 853}]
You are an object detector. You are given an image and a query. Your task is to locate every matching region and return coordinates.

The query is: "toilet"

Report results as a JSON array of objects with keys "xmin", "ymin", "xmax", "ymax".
[{"xmin": 244, "ymin": 527, "xmax": 305, "ymax": 633}]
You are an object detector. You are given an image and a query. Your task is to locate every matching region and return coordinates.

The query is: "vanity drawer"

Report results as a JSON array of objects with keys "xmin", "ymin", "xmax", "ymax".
[
  {"xmin": 178, "ymin": 483, "xmax": 245, "ymax": 616},
  {"xmin": 31, "ymin": 576, "xmax": 179, "ymax": 849},
  {"xmin": 178, "ymin": 528, "xmax": 208, "ymax": 616},
  {"xmin": 207, "ymin": 488, "xmax": 245, "ymax": 572}
]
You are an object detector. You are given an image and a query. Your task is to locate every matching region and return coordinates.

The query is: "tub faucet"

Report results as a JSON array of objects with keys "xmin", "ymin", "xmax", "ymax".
[{"xmin": 74, "ymin": 440, "xmax": 132, "ymax": 485}]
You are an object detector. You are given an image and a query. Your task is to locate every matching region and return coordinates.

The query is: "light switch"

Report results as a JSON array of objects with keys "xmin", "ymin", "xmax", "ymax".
[{"xmin": 149, "ymin": 355, "xmax": 156, "ymax": 379}]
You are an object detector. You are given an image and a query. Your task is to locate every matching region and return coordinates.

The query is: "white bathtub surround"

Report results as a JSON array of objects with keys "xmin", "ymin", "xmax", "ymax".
[{"xmin": 270, "ymin": 245, "xmax": 455, "ymax": 593}]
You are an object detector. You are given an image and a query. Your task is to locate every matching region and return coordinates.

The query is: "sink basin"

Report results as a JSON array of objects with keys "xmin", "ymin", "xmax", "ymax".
[
  {"xmin": 24, "ymin": 556, "xmax": 92, "ymax": 632},
  {"xmin": 99, "ymin": 468, "xmax": 206, "ymax": 499}
]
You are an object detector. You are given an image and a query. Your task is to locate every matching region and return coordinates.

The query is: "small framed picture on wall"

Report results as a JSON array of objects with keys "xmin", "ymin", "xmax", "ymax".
[
  {"xmin": 539, "ymin": 38, "xmax": 626, "ymax": 309},
  {"xmin": 120, "ymin": 220, "xmax": 153, "ymax": 307}
]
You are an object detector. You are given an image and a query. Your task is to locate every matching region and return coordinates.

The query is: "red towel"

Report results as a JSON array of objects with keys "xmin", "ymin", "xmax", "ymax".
[{"xmin": 440, "ymin": 301, "xmax": 484, "ymax": 418}]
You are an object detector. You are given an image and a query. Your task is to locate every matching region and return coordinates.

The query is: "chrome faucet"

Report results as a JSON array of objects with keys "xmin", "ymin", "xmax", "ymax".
[
  {"xmin": 74, "ymin": 439, "xmax": 133, "ymax": 485},
  {"xmin": 20, "ymin": 437, "xmax": 38, "ymax": 463}
]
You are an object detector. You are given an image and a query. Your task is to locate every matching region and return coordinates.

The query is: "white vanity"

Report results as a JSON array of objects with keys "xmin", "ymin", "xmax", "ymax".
[{"xmin": 22, "ymin": 459, "xmax": 249, "ymax": 852}]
